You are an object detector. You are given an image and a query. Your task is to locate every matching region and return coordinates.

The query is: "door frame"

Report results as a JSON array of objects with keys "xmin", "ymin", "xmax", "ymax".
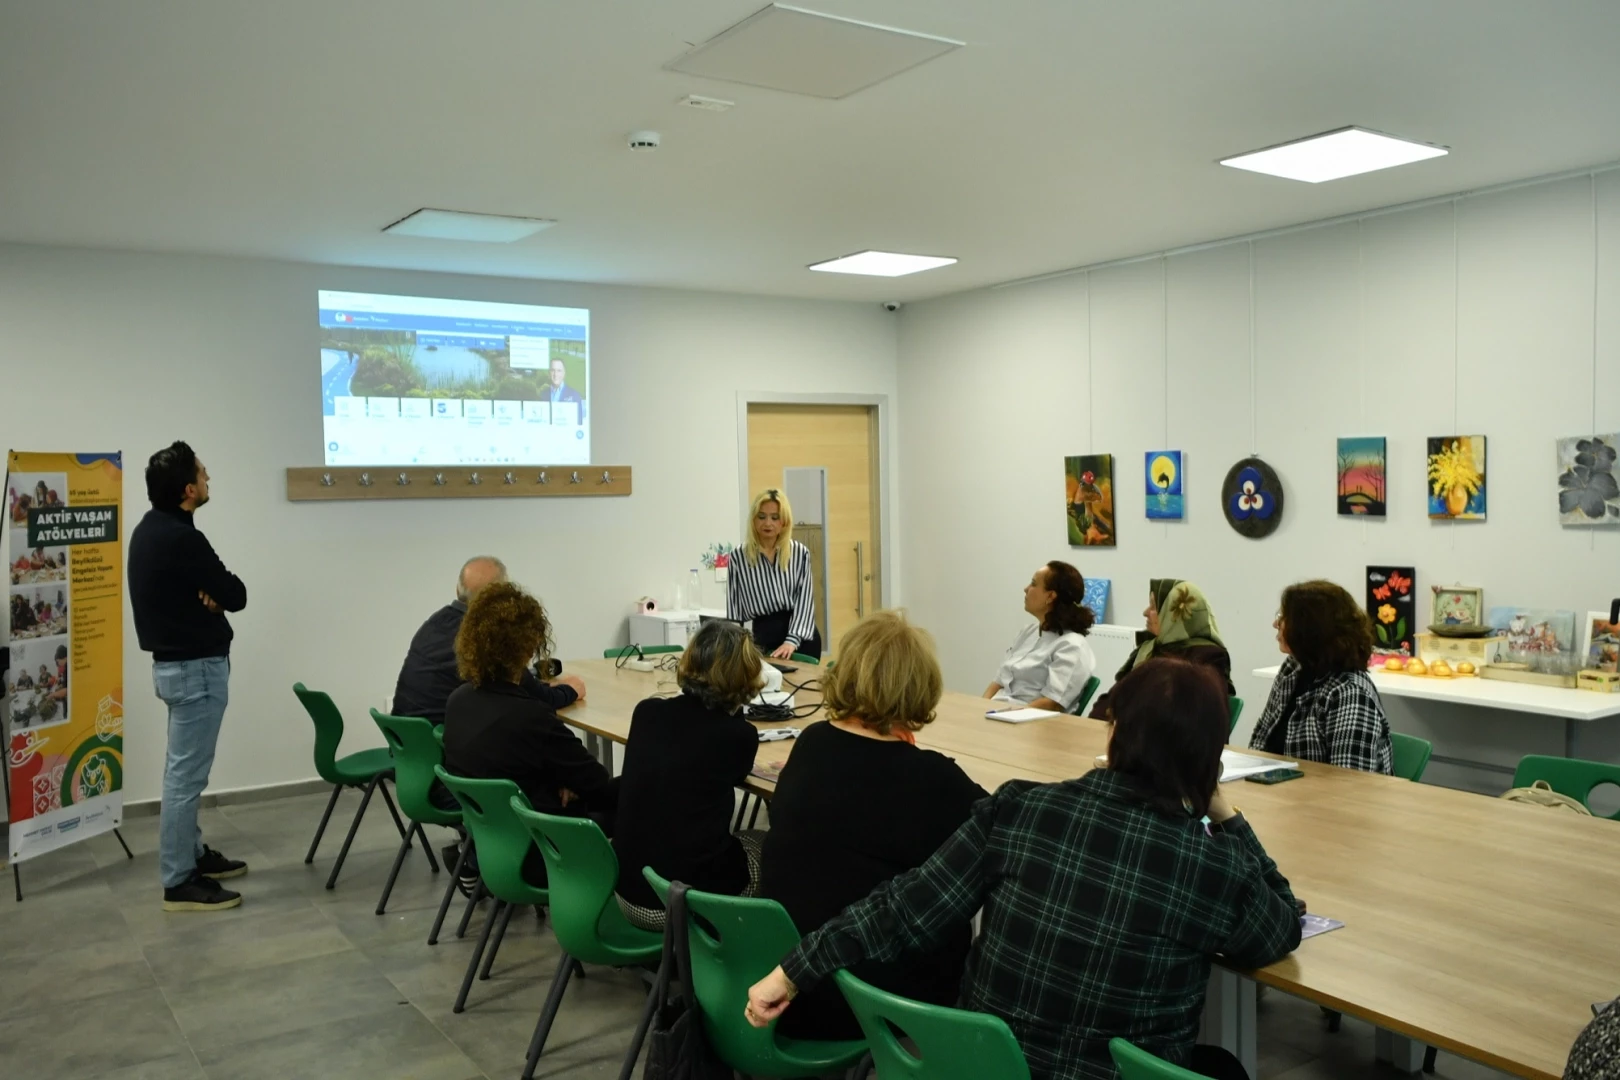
[{"xmin": 736, "ymin": 392, "xmax": 893, "ymax": 612}]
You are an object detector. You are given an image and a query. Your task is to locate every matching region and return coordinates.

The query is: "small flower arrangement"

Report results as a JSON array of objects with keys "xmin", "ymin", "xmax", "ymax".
[{"xmin": 700, "ymin": 542, "xmax": 735, "ymax": 571}]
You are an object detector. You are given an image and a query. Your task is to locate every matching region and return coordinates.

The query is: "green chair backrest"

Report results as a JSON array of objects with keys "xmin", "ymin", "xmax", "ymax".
[
  {"xmin": 292, "ymin": 683, "xmax": 348, "ymax": 785},
  {"xmin": 642, "ymin": 868, "xmax": 865, "ymax": 1076},
  {"xmin": 1109, "ymin": 1038, "xmax": 1204, "ymax": 1080},
  {"xmin": 834, "ymin": 969, "xmax": 1030, "ymax": 1080},
  {"xmin": 1390, "ymin": 732, "xmax": 1433, "ymax": 782},
  {"xmin": 433, "ymin": 767, "xmax": 548, "ymax": 904},
  {"xmin": 603, "ymin": 644, "xmax": 684, "ymax": 658},
  {"xmin": 789, "ymin": 653, "xmax": 820, "ymax": 666},
  {"xmin": 511, "ymin": 800, "xmax": 660, "ymax": 966},
  {"xmin": 371, "ymin": 711, "xmax": 459, "ymax": 826},
  {"xmin": 1226, "ymin": 696, "xmax": 1244, "ymax": 735},
  {"xmin": 1511, "ymin": 755, "xmax": 1620, "ymax": 820},
  {"xmin": 1071, "ymin": 676, "xmax": 1101, "ymax": 716}
]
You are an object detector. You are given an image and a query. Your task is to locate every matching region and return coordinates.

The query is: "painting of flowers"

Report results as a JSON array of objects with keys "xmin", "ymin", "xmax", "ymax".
[
  {"xmin": 1065, "ymin": 454, "xmax": 1115, "ymax": 547},
  {"xmin": 1337, "ymin": 437, "xmax": 1386, "ymax": 517},
  {"xmin": 1556, "ymin": 434, "xmax": 1620, "ymax": 526},
  {"xmin": 1145, "ymin": 451, "xmax": 1184, "ymax": 521},
  {"xmin": 1427, "ymin": 435, "xmax": 1486, "ymax": 520},
  {"xmin": 1366, "ymin": 566, "xmax": 1416, "ymax": 660}
]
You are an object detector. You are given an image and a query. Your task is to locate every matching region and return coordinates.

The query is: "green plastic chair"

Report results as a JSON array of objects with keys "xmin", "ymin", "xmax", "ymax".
[
  {"xmin": 643, "ymin": 868, "xmax": 867, "ymax": 1078},
  {"xmin": 293, "ymin": 683, "xmax": 407, "ymax": 890},
  {"xmin": 603, "ymin": 644, "xmax": 684, "ymax": 659},
  {"xmin": 434, "ymin": 767, "xmax": 551, "ymax": 1013},
  {"xmin": 835, "ymin": 969, "xmax": 1030, "ymax": 1080},
  {"xmin": 1109, "ymin": 1038, "xmax": 1204, "ymax": 1080},
  {"xmin": 369, "ymin": 711, "xmax": 460, "ymax": 916},
  {"xmin": 1511, "ymin": 755, "xmax": 1620, "ymax": 820},
  {"xmin": 1071, "ymin": 676, "xmax": 1102, "ymax": 716},
  {"xmin": 789, "ymin": 652, "xmax": 821, "ymax": 665},
  {"xmin": 1390, "ymin": 732, "xmax": 1434, "ymax": 782},
  {"xmin": 1227, "ymin": 696, "xmax": 1244, "ymax": 735},
  {"xmin": 513, "ymin": 803, "xmax": 665, "ymax": 1080}
]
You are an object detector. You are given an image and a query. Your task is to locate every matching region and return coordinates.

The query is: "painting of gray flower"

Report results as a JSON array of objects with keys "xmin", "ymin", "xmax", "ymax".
[{"xmin": 1557, "ymin": 434, "xmax": 1620, "ymax": 526}]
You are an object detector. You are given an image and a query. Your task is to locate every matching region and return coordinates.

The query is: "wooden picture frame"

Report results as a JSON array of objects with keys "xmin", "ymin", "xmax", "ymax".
[
  {"xmin": 1430, "ymin": 586, "xmax": 1484, "ymax": 628},
  {"xmin": 1580, "ymin": 610, "xmax": 1620, "ymax": 673}
]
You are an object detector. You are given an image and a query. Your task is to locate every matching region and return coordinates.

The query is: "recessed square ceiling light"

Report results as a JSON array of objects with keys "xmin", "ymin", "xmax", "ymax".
[
  {"xmin": 1220, "ymin": 127, "xmax": 1448, "ymax": 184},
  {"xmin": 808, "ymin": 250, "xmax": 957, "ymax": 277},
  {"xmin": 382, "ymin": 208, "xmax": 556, "ymax": 243}
]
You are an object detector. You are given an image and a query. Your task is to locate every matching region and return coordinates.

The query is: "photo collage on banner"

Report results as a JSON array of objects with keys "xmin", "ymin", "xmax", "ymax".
[{"xmin": 5, "ymin": 452, "xmax": 125, "ymax": 863}]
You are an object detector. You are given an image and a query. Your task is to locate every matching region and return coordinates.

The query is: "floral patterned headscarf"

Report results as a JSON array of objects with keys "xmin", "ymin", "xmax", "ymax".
[{"xmin": 1133, "ymin": 579, "xmax": 1226, "ymax": 667}]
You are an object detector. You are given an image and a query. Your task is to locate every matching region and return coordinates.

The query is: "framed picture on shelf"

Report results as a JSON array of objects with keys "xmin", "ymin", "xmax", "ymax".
[
  {"xmin": 1580, "ymin": 611, "xmax": 1620, "ymax": 672},
  {"xmin": 1431, "ymin": 586, "xmax": 1484, "ymax": 627}
]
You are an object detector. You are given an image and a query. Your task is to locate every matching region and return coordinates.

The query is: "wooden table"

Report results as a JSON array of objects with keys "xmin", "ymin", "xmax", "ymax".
[
  {"xmin": 561, "ymin": 658, "xmax": 1620, "ymax": 1080},
  {"xmin": 1254, "ymin": 663, "xmax": 1620, "ymax": 758}
]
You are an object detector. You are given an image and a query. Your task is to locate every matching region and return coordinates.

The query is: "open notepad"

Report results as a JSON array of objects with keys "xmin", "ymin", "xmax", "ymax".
[
  {"xmin": 985, "ymin": 707, "xmax": 1064, "ymax": 723},
  {"xmin": 1088, "ymin": 750, "xmax": 1298, "ymax": 783}
]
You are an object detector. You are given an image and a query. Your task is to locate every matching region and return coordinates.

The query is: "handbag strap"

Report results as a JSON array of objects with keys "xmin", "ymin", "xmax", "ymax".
[{"xmin": 667, "ymin": 881, "xmax": 699, "ymax": 1003}]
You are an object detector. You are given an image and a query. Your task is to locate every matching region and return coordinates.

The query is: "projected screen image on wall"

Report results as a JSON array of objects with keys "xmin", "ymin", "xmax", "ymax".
[{"xmin": 319, "ymin": 290, "xmax": 590, "ymax": 467}]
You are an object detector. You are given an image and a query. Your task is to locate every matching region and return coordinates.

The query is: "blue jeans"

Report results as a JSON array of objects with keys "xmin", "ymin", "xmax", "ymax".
[{"xmin": 153, "ymin": 657, "xmax": 230, "ymax": 888}]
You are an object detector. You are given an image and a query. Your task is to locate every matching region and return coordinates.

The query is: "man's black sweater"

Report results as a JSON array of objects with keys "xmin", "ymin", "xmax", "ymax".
[{"xmin": 127, "ymin": 506, "xmax": 247, "ymax": 661}]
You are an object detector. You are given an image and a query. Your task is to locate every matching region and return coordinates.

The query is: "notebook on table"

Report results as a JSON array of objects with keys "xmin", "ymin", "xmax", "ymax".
[{"xmin": 985, "ymin": 707, "xmax": 1063, "ymax": 723}]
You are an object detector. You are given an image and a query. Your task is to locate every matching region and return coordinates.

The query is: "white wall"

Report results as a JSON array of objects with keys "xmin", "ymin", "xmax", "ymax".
[
  {"xmin": 0, "ymin": 244, "xmax": 898, "ymax": 802},
  {"xmin": 898, "ymin": 171, "xmax": 1620, "ymax": 791}
]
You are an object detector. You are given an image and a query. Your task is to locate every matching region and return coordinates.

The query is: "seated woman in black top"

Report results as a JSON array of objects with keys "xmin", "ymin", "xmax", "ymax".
[
  {"xmin": 441, "ymin": 581, "xmax": 617, "ymax": 886},
  {"xmin": 759, "ymin": 610, "xmax": 989, "ymax": 1041},
  {"xmin": 615, "ymin": 620, "xmax": 764, "ymax": 930}
]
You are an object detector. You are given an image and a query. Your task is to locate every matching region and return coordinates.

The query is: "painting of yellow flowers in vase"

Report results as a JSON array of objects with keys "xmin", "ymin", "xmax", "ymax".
[{"xmin": 1427, "ymin": 435, "xmax": 1486, "ymax": 520}]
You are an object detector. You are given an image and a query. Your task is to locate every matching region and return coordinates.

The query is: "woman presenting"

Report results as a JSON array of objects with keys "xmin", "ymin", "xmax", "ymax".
[{"xmin": 728, "ymin": 488, "xmax": 821, "ymax": 660}]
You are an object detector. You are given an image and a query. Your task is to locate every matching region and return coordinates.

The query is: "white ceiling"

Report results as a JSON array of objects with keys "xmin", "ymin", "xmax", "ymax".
[{"xmin": 3, "ymin": 0, "xmax": 1619, "ymax": 302}]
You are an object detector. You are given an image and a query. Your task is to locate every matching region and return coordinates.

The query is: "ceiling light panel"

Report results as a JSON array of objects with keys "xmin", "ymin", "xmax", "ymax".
[
  {"xmin": 382, "ymin": 208, "xmax": 555, "ymax": 243},
  {"xmin": 808, "ymin": 250, "xmax": 957, "ymax": 277},
  {"xmin": 667, "ymin": 4, "xmax": 963, "ymax": 99},
  {"xmin": 1220, "ymin": 127, "xmax": 1448, "ymax": 183}
]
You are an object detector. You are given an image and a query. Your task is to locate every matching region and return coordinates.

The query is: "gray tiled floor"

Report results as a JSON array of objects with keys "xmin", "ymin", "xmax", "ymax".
[{"xmin": 1, "ymin": 790, "xmax": 1518, "ymax": 1080}]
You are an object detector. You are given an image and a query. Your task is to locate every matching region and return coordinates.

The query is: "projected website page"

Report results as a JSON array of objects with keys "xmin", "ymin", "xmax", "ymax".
[{"xmin": 319, "ymin": 290, "xmax": 590, "ymax": 467}]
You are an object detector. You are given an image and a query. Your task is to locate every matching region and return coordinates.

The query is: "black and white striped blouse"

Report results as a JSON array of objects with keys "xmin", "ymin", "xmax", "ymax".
[{"xmin": 726, "ymin": 540, "xmax": 817, "ymax": 647}]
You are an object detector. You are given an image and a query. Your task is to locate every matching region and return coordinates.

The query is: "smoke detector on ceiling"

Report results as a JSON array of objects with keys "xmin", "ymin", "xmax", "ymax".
[{"xmin": 628, "ymin": 130, "xmax": 662, "ymax": 152}]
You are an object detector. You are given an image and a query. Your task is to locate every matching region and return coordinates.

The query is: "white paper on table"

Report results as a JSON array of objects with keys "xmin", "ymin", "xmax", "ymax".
[
  {"xmin": 1300, "ymin": 914, "xmax": 1344, "ymax": 939},
  {"xmin": 985, "ymin": 707, "xmax": 1063, "ymax": 723},
  {"xmin": 1219, "ymin": 750, "xmax": 1298, "ymax": 783}
]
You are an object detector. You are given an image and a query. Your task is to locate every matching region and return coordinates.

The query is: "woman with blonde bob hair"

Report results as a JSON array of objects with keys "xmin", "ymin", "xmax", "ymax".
[
  {"xmin": 613, "ymin": 620, "xmax": 768, "ymax": 930},
  {"xmin": 759, "ymin": 611, "xmax": 988, "ymax": 1040},
  {"xmin": 727, "ymin": 487, "xmax": 821, "ymax": 659}
]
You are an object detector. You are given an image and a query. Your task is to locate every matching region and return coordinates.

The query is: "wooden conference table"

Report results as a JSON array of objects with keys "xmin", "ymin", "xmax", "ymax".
[{"xmin": 562, "ymin": 658, "xmax": 1620, "ymax": 1080}]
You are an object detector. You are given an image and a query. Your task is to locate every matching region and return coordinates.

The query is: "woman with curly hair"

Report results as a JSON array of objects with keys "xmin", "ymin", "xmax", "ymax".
[
  {"xmin": 442, "ymin": 581, "xmax": 617, "ymax": 885},
  {"xmin": 1248, "ymin": 580, "xmax": 1392, "ymax": 774}
]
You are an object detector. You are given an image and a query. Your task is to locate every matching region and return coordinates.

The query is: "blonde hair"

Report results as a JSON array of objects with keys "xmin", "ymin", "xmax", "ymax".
[
  {"xmin": 823, "ymin": 610, "xmax": 942, "ymax": 736},
  {"xmin": 743, "ymin": 488, "xmax": 795, "ymax": 571}
]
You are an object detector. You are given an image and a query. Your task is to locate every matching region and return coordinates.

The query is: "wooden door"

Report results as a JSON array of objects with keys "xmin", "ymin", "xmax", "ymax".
[{"xmin": 746, "ymin": 404, "xmax": 879, "ymax": 658}]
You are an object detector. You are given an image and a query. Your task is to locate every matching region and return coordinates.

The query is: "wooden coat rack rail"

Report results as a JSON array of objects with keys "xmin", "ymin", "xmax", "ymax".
[{"xmin": 286, "ymin": 465, "xmax": 632, "ymax": 502}]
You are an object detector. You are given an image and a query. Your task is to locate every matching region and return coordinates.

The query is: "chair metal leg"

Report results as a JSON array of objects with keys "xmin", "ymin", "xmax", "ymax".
[
  {"xmin": 479, "ymin": 901, "xmax": 516, "ymax": 980},
  {"xmin": 733, "ymin": 791, "xmax": 751, "ymax": 833},
  {"xmin": 427, "ymin": 836, "xmax": 468, "ymax": 945},
  {"xmin": 304, "ymin": 784, "xmax": 343, "ymax": 864},
  {"xmin": 454, "ymin": 899, "xmax": 505, "ymax": 1013},
  {"xmin": 377, "ymin": 778, "xmax": 409, "ymax": 842},
  {"xmin": 521, "ymin": 949, "xmax": 577, "ymax": 1080},
  {"xmin": 456, "ymin": 878, "xmax": 486, "ymax": 938},
  {"xmin": 615, "ymin": 954, "xmax": 667, "ymax": 1080},
  {"xmin": 324, "ymin": 776, "xmax": 380, "ymax": 889},
  {"xmin": 1423, "ymin": 1046, "xmax": 1438, "ymax": 1073},
  {"xmin": 374, "ymin": 828, "xmax": 414, "ymax": 915},
  {"xmin": 747, "ymin": 795, "xmax": 763, "ymax": 830},
  {"xmin": 414, "ymin": 823, "xmax": 439, "ymax": 872}
]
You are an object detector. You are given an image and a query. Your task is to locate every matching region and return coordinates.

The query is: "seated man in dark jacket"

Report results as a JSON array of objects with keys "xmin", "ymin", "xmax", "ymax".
[
  {"xmin": 441, "ymin": 581, "xmax": 617, "ymax": 886},
  {"xmin": 392, "ymin": 555, "xmax": 585, "ymax": 722}
]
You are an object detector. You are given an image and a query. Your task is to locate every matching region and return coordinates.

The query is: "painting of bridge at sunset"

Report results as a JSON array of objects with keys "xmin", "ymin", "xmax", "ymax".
[{"xmin": 1337, "ymin": 437, "xmax": 1387, "ymax": 517}]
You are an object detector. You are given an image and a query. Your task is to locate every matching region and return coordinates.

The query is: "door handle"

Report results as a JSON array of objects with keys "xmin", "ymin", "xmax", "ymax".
[{"xmin": 854, "ymin": 541, "xmax": 865, "ymax": 618}]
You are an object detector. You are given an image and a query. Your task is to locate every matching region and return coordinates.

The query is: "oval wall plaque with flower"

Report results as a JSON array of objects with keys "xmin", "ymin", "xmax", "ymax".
[{"xmin": 1222, "ymin": 457, "xmax": 1285, "ymax": 539}]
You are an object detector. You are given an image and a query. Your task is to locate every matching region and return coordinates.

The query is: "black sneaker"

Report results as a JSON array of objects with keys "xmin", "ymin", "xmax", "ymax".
[
  {"xmin": 195, "ymin": 845, "xmax": 248, "ymax": 880},
  {"xmin": 163, "ymin": 873, "xmax": 243, "ymax": 912}
]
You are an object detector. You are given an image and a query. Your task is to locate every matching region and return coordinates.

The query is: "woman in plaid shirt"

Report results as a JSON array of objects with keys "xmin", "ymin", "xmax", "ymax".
[
  {"xmin": 1248, "ymin": 580, "xmax": 1393, "ymax": 775},
  {"xmin": 746, "ymin": 658, "xmax": 1301, "ymax": 1080}
]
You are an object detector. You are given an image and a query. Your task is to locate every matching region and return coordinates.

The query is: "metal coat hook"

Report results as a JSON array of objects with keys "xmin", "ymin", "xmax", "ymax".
[
  {"xmin": 598, "ymin": 470, "xmax": 613, "ymax": 484},
  {"xmin": 536, "ymin": 471, "xmax": 549, "ymax": 485},
  {"xmin": 396, "ymin": 472, "xmax": 410, "ymax": 486},
  {"xmin": 358, "ymin": 472, "xmax": 373, "ymax": 487},
  {"xmin": 433, "ymin": 472, "xmax": 447, "ymax": 486},
  {"xmin": 319, "ymin": 473, "xmax": 334, "ymax": 487},
  {"xmin": 569, "ymin": 470, "xmax": 582, "ymax": 484},
  {"xmin": 467, "ymin": 472, "xmax": 482, "ymax": 485},
  {"xmin": 503, "ymin": 471, "xmax": 516, "ymax": 485}
]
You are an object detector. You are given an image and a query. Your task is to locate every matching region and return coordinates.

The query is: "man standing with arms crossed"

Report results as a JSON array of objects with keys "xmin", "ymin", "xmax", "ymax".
[{"xmin": 129, "ymin": 442, "xmax": 249, "ymax": 911}]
